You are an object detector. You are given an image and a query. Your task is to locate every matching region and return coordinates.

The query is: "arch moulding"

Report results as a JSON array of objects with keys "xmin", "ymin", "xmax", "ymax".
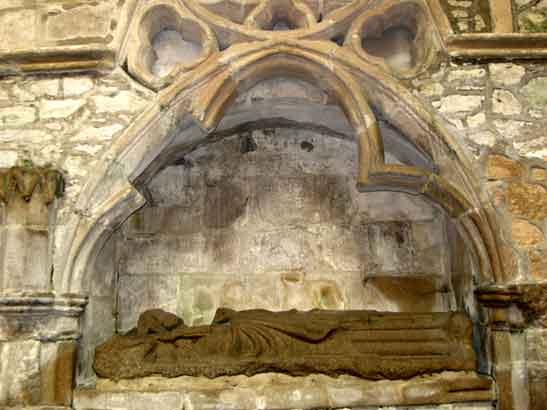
[{"xmin": 55, "ymin": 39, "xmax": 505, "ymax": 296}]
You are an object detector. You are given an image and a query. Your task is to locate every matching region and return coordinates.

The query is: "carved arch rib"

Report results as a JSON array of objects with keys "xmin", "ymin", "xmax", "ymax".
[{"xmin": 58, "ymin": 42, "xmax": 504, "ymax": 295}]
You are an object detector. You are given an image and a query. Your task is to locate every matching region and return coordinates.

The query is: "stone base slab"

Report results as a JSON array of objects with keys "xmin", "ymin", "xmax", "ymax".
[{"xmin": 74, "ymin": 371, "xmax": 494, "ymax": 410}]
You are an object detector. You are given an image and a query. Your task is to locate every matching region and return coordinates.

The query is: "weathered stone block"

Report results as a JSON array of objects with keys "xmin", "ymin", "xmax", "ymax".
[
  {"xmin": 492, "ymin": 89, "xmax": 522, "ymax": 115},
  {"xmin": 117, "ymin": 275, "xmax": 179, "ymax": 332},
  {"xmin": 63, "ymin": 77, "xmax": 94, "ymax": 97},
  {"xmin": 487, "ymin": 155, "xmax": 524, "ymax": 180},
  {"xmin": 440, "ymin": 95, "xmax": 483, "ymax": 114},
  {"xmin": 0, "ymin": 340, "xmax": 41, "ymax": 405},
  {"xmin": 45, "ymin": 3, "xmax": 114, "ymax": 42},
  {"xmin": 368, "ymin": 222, "xmax": 415, "ymax": 274},
  {"xmin": 0, "ymin": 106, "xmax": 36, "ymax": 127},
  {"xmin": 178, "ymin": 274, "xmax": 238, "ymax": 325},
  {"xmin": 530, "ymin": 167, "xmax": 547, "ymax": 182},
  {"xmin": 28, "ymin": 79, "xmax": 60, "ymax": 97},
  {"xmin": 40, "ymin": 341, "xmax": 77, "ymax": 406},
  {"xmin": 78, "ymin": 296, "xmax": 116, "ymax": 384},
  {"xmin": 511, "ymin": 219, "xmax": 543, "ymax": 247},
  {"xmin": 507, "ymin": 182, "xmax": 547, "ymax": 220},
  {"xmin": 253, "ymin": 177, "xmax": 322, "ymax": 226},
  {"xmin": 39, "ymin": 99, "xmax": 85, "ymax": 119},
  {"xmin": 1, "ymin": 226, "xmax": 49, "ymax": 290},
  {"xmin": 360, "ymin": 275, "xmax": 448, "ymax": 312},
  {"xmin": 0, "ymin": 9, "xmax": 36, "ymax": 49},
  {"xmin": 72, "ymin": 124, "xmax": 125, "ymax": 142},
  {"xmin": 279, "ymin": 270, "xmax": 346, "ymax": 310},
  {"xmin": 122, "ymin": 234, "xmax": 206, "ymax": 275},
  {"xmin": 489, "ymin": 64, "xmax": 525, "ymax": 86},
  {"xmin": 0, "ymin": 314, "xmax": 79, "ymax": 342},
  {"xmin": 91, "ymin": 92, "xmax": 147, "ymax": 114},
  {"xmin": 529, "ymin": 249, "xmax": 547, "ymax": 280},
  {"xmin": 522, "ymin": 77, "xmax": 547, "ymax": 107}
]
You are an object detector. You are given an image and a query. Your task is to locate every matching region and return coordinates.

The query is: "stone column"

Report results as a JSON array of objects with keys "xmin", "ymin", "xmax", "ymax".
[
  {"xmin": 0, "ymin": 294, "xmax": 86, "ymax": 407},
  {"xmin": 0, "ymin": 167, "xmax": 63, "ymax": 290},
  {"xmin": 0, "ymin": 167, "xmax": 87, "ymax": 409},
  {"xmin": 477, "ymin": 285, "xmax": 547, "ymax": 410}
]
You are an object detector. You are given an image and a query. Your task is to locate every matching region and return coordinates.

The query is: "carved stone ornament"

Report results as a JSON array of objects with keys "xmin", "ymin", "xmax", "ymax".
[
  {"xmin": 125, "ymin": 0, "xmax": 442, "ymax": 90},
  {"xmin": 476, "ymin": 284, "xmax": 547, "ymax": 329},
  {"xmin": 94, "ymin": 308, "xmax": 477, "ymax": 380},
  {"xmin": 0, "ymin": 167, "xmax": 64, "ymax": 205}
]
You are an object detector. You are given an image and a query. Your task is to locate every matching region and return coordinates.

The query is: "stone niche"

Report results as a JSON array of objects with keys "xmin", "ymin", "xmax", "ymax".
[
  {"xmin": 119, "ymin": 128, "xmax": 454, "ymax": 330},
  {"xmin": 76, "ymin": 79, "xmax": 489, "ymax": 410}
]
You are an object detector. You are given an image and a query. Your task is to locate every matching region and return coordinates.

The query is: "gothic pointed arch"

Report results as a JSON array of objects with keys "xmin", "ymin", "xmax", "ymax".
[{"xmin": 56, "ymin": 40, "xmax": 503, "ymax": 296}]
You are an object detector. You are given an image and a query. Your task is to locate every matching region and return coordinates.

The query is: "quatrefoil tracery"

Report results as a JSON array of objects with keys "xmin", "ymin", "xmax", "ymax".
[{"xmin": 126, "ymin": 0, "xmax": 440, "ymax": 90}]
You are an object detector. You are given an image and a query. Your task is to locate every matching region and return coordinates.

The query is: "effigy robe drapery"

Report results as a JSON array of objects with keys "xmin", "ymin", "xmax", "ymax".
[{"xmin": 94, "ymin": 308, "xmax": 477, "ymax": 380}]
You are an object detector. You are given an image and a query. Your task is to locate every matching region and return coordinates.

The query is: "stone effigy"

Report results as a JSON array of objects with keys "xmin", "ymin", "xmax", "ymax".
[{"xmin": 94, "ymin": 308, "xmax": 477, "ymax": 380}]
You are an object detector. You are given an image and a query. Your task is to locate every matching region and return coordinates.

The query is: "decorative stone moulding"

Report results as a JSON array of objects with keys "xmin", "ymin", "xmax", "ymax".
[
  {"xmin": 127, "ymin": 0, "xmax": 218, "ymax": 90},
  {"xmin": 0, "ymin": 167, "xmax": 64, "ymax": 205},
  {"xmin": 0, "ymin": 292, "xmax": 87, "ymax": 316},
  {"xmin": 348, "ymin": 0, "xmax": 440, "ymax": 78},
  {"xmin": 243, "ymin": 0, "xmax": 317, "ymax": 30},
  {"xmin": 476, "ymin": 284, "xmax": 547, "ymax": 330}
]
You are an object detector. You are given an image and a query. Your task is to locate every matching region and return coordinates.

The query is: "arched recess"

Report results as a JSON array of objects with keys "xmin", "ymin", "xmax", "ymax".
[{"xmin": 54, "ymin": 40, "xmax": 504, "ymax": 296}]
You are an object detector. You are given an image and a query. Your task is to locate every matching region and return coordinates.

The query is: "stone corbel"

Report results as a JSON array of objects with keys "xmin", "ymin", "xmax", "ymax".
[{"xmin": 0, "ymin": 167, "xmax": 64, "ymax": 205}]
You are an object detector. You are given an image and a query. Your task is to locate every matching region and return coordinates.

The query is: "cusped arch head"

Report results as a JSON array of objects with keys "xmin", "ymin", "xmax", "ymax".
[{"xmin": 159, "ymin": 41, "xmax": 386, "ymax": 184}]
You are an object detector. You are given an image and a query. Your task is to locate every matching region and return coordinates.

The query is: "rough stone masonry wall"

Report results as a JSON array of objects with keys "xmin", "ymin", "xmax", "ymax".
[
  {"xmin": 413, "ymin": 60, "xmax": 547, "ymax": 409},
  {"xmin": 0, "ymin": 70, "xmax": 152, "ymax": 405}
]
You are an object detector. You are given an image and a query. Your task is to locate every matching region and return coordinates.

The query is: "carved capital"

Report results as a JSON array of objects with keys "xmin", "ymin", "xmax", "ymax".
[
  {"xmin": 0, "ymin": 167, "xmax": 64, "ymax": 205},
  {"xmin": 476, "ymin": 284, "xmax": 547, "ymax": 330}
]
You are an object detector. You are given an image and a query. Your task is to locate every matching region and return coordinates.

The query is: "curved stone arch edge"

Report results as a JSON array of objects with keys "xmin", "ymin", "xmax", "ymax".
[{"xmin": 55, "ymin": 46, "xmax": 503, "ymax": 296}]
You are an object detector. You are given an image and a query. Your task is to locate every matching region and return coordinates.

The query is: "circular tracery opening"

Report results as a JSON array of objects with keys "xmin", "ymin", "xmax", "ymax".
[
  {"xmin": 140, "ymin": 5, "xmax": 209, "ymax": 78},
  {"xmin": 151, "ymin": 29, "xmax": 203, "ymax": 77},
  {"xmin": 358, "ymin": 2, "xmax": 429, "ymax": 75}
]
